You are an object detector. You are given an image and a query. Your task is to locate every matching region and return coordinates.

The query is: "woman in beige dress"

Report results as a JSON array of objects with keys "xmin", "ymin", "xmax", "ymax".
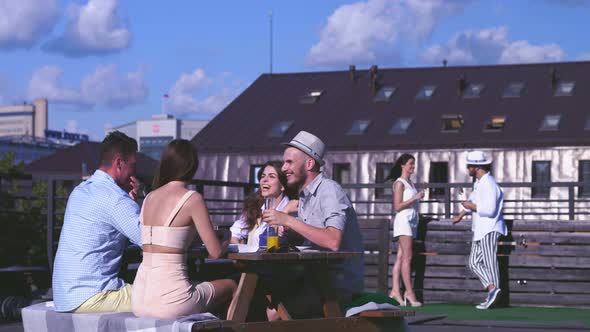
[{"xmin": 132, "ymin": 139, "xmax": 236, "ymax": 320}]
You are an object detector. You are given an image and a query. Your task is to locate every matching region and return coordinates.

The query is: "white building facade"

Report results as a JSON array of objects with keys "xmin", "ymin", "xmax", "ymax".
[{"xmin": 107, "ymin": 114, "xmax": 208, "ymax": 160}]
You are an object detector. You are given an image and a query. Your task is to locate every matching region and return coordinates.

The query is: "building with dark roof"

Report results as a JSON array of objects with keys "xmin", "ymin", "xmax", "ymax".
[{"xmin": 192, "ymin": 61, "xmax": 590, "ymax": 220}]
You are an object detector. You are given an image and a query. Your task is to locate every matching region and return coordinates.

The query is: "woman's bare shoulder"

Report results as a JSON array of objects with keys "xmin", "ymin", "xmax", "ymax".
[{"xmin": 393, "ymin": 180, "xmax": 405, "ymax": 190}]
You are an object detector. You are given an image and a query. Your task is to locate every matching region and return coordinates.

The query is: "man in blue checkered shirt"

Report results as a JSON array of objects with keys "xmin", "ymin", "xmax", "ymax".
[{"xmin": 52, "ymin": 131, "xmax": 142, "ymax": 313}]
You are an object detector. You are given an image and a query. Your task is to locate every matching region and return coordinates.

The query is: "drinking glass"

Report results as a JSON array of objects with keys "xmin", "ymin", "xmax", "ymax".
[{"xmin": 264, "ymin": 198, "xmax": 279, "ymax": 250}]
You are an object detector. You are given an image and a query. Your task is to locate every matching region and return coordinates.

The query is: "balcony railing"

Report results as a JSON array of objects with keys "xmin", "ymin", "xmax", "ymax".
[{"xmin": 2, "ymin": 174, "xmax": 590, "ymax": 273}]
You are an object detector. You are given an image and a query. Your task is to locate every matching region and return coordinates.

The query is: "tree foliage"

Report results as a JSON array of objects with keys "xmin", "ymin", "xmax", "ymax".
[{"xmin": 0, "ymin": 152, "xmax": 69, "ymax": 268}]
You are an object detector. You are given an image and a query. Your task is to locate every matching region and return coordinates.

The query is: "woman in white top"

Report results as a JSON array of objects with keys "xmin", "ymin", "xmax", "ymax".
[
  {"xmin": 387, "ymin": 154, "xmax": 424, "ymax": 307},
  {"xmin": 230, "ymin": 161, "xmax": 297, "ymax": 246}
]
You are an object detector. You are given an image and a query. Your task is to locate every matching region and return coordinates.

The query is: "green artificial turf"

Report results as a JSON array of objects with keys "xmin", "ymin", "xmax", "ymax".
[{"xmin": 402, "ymin": 303, "xmax": 590, "ymax": 327}]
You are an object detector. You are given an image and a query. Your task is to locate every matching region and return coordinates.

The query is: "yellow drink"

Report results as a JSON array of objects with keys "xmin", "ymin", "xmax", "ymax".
[{"xmin": 267, "ymin": 235, "xmax": 279, "ymax": 250}]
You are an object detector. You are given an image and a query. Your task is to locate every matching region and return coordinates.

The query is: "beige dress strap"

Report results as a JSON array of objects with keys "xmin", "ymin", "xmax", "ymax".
[{"xmin": 163, "ymin": 190, "xmax": 196, "ymax": 227}]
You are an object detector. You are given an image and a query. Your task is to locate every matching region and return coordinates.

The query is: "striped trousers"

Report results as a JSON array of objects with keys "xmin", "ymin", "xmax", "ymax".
[{"xmin": 469, "ymin": 231, "xmax": 501, "ymax": 289}]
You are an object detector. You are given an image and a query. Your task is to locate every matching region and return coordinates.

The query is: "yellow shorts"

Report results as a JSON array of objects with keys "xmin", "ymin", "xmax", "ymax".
[{"xmin": 73, "ymin": 284, "xmax": 132, "ymax": 313}]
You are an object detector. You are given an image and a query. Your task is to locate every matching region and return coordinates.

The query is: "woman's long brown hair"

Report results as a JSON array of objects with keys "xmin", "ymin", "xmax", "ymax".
[
  {"xmin": 152, "ymin": 139, "xmax": 198, "ymax": 189},
  {"xmin": 241, "ymin": 160, "xmax": 296, "ymax": 231}
]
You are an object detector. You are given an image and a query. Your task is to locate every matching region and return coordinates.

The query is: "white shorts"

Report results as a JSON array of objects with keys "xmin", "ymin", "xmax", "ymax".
[{"xmin": 393, "ymin": 212, "xmax": 418, "ymax": 238}]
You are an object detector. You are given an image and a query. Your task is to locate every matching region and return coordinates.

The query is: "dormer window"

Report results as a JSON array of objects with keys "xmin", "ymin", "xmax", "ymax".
[
  {"xmin": 347, "ymin": 120, "xmax": 371, "ymax": 135},
  {"xmin": 299, "ymin": 90, "xmax": 324, "ymax": 104},
  {"xmin": 539, "ymin": 114, "xmax": 561, "ymax": 131},
  {"xmin": 268, "ymin": 121, "xmax": 293, "ymax": 137},
  {"xmin": 462, "ymin": 83, "xmax": 484, "ymax": 98},
  {"xmin": 373, "ymin": 86, "xmax": 396, "ymax": 102},
  {"xmin": 484, "ymin": 116, "xmax": 506, "ymax": 132},
  {"xmin": 441, "ymin": 115, "xmax": 463, "ymax": 132},
  {"xmin": 502, "ymin": 82, "xmax": 524, "ymax": 98},
  {"xmin": 554, "ymin": 81, "xmax": 575, "ymax": 96},
  {"xmin": 415, "ymin": 85, "xmax": 437, "ymax": 100},
  {"xmin": 389, "ymin": 118, "xmax": 413, "ymax": 135}
]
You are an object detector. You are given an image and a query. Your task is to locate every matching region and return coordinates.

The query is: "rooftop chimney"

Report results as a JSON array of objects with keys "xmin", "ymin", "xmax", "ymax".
[
  {"xmin": 443, "ymin": 59, "xmax": 448, "ymax": 67},
  {"xmin": 457, "ymin": 75, "xmax": 467, "ymax": 96},
  {"xmin": 349, "ymin": 65, "xmax": 356, "ymax": 82},
  {"xmin": 549, "ymin": 67, "xmax": 557, "ymax": 89},
  {"xmin": 369, "ymin": 65, "xmax": 379, "ymax": 93}
]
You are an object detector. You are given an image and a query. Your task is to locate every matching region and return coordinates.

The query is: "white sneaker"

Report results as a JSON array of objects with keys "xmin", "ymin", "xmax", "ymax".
[{"xmin": 476, "ymin": 288, "xmax": 500, "ymax": 310}]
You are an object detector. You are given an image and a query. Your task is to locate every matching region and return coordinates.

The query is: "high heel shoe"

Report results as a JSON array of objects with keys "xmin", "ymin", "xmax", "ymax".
[
  {"xmin": 389, "ymin": 293, "xmax": 406, "ymax": 306},
  {"xmin": 404, "ymin": 294, "xmax": 423, "ymax": 307}
]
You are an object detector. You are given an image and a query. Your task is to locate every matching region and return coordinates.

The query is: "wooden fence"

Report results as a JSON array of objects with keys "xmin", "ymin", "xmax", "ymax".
[
  {"xmin": 2, "ymin": 175, "xmax": 590, "ymax": 308},
  {"xmin": 362, "ymin": 218, "xmax": 590, "ymax": 308}
]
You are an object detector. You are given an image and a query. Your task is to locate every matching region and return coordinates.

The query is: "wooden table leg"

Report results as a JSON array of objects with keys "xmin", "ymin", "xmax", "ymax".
[
  {"xmin": 313, "ymin": 265, "xmax": 343, "ymax": 318},
  {"xmin": 265, "ymin": 295, "xmax": 292, "ymax": 320},
  {"xmin": 226, "ymin": 272, "xmax": 258, "ymax": 322}
]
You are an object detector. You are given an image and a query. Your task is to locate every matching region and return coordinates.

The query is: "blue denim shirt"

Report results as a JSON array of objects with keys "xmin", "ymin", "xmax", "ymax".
[
  {"xmin": 298, "ymin": 174, "xmax": 364, "ymax": 298},
  {"xmin": 52, "ymin": 170, "xmax": 141, "ymax": 312}
]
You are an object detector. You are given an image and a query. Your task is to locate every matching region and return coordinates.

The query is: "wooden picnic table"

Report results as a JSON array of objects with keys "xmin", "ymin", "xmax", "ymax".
[{"xmin": 225, "ymin": 250, "xmax": 361, "ymax": 322}]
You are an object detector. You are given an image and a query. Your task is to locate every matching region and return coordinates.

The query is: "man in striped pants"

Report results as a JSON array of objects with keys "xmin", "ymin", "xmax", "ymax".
[{"xmin": 452, "ymin": 151, "xmax": 507, "ymax": 309}]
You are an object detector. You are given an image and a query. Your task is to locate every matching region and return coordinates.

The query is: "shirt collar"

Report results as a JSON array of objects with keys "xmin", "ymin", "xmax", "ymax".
[
  {"xmin": 300, "ymin": 173, "xmax": 323, "ymax": 198},
  {"xmin": 91, "ymin": 169, "xmax": 127, "ymax": 195},
  {"xmin": 259, "ymin": 195, "xmax": 290, "ymax": 211},
  {"xmin": 479, "ymin": 172, "xmax": 490, "ymax": 181},
  {"xmin": 92, "ymin": 169, "xmax": 116, "ymax": 183}
]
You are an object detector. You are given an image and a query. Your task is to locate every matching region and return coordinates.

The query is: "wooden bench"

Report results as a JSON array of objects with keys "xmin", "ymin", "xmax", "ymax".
[
  {"xmin": 359, "ymin": 219, "xmax": 390, "ymax": 294},
  {"xmin": 21, "ymin": 301, "xmax": 412, "ymax": 332},
  {"xmin": 393, "ymin": 219, "xmax": 590, "ymax": 307}
]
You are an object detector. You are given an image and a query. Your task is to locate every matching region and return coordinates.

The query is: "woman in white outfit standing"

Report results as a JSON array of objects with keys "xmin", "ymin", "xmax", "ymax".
[{"xmin": 387, "ymin": 154, "xmax": 424, "ymax": 307}]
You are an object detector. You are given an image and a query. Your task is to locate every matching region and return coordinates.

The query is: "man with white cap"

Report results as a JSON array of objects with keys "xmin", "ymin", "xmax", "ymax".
[
  {"xmin": 262, "ymin": 130, "xmax": 364, "ymax": 318},
  {"xmin": 452, "ymin": 150, "xmax": 507, "ymax": 309}
]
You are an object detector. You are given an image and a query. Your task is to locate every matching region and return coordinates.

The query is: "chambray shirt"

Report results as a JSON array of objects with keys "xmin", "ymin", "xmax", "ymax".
[
  {"xmin": 298, "ymin": 174, "xmax": 364, "ymax": 298},
  {"xmin": 467, "ymin": 173, "xmax": 507, "ymax": 241},
  {"xmin": 52, "ymin": 170, "xmax": 142, "ymax": 312}
]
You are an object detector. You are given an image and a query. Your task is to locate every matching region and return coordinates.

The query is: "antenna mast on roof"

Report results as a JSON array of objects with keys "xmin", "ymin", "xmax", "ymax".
[{"xmin": 269, "ymin": 11, "xmax": 273, "ymax": 74}]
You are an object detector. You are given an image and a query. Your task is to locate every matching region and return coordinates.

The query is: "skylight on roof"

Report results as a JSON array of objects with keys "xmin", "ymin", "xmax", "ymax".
[
  {"xmin": 502, "ymin": 82, "xmax": 524, "ymax": 98},
  {"xmin": 484, "ymin": 116, "xmax": 506, "ymax": 132},
  {"xmin": 441, "ymin": 115, "xmax": 463, "ymax": 132},
  {"xmin": 268, "ymin": 121, "xmax": 293, "ymax": 137},
  {"xmin": 539, "ymin": 114, "xmax": 561, "ymax": 131},
  {"xmin": 347, "ymin": 120, "xmax": 371, "ymax": 135},
  {"xmin": 554, "ymin": 81, "xmax": 575, "ymax": 96},
  {"xmin": 299, "ymin": 90, "xmax": 324, "ymax": 104},
  {"xmin": 462, "ymin": 83, "xmax": 484, "ymax": 98},
  {"xmin": 415, "ymin": 85, "xmax": 437, "ymax": 100},
  {"xmin": 373, "ymin": 86, "xmax": 396, "ymax": 102},
  {"xmin": 389, "ymin": 117, "xmax": 413, "ymax": 135}
]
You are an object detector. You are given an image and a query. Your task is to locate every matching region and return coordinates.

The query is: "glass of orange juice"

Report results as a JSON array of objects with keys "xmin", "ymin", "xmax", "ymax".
[{"xmin": 264, "ymin": 198, "xmax": 279, "ymax": 250}]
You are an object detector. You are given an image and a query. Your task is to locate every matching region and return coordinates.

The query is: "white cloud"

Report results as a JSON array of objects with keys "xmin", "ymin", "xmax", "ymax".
[
  {"xmin": 80, "ymin": 64, "xmax": 148, "ymax": 108},
  {"xmin": 165, "ymin": 68, "xmax": 240, "ymax": 116},
  {"xmin": 27, "ymin": 66, "xmax": 82, "ymax": 105},
  {"xmin": 420, "ymin": 26, "xmax": 565, "ymax": 65},
  {"xmin": 43, "ymin": 0, "xmax": 131, "ymax": 57},
  {"xmin": 576, "ymin": 53, "xmax": 590, "ymax": 61},
  {"xmin": 550, "ymin": 0, "xmax": 590, "ymax": 6},
  {"xmin": 499, "ymin": 41, "xmax": 565, "ymax": 64},
  {"xmin": 0, "ymin": 0, "xmax": 58, "ymax": 50},
  {"xmin": 65, "ymin": 119, "xmax": 79, "ymax": 132},
  {"xmin": 305, "ymin": 0, "xmax": 467, "ymax": 68},
  {"xmin": 27, "ymin": 64, "xmax": 148, "ymax": 110}
]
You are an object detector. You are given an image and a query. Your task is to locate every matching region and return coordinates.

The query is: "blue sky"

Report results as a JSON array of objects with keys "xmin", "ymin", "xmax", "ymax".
[{"xmin": 0, "ymin": 0, "xmax": 589, "ymax": 140}]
